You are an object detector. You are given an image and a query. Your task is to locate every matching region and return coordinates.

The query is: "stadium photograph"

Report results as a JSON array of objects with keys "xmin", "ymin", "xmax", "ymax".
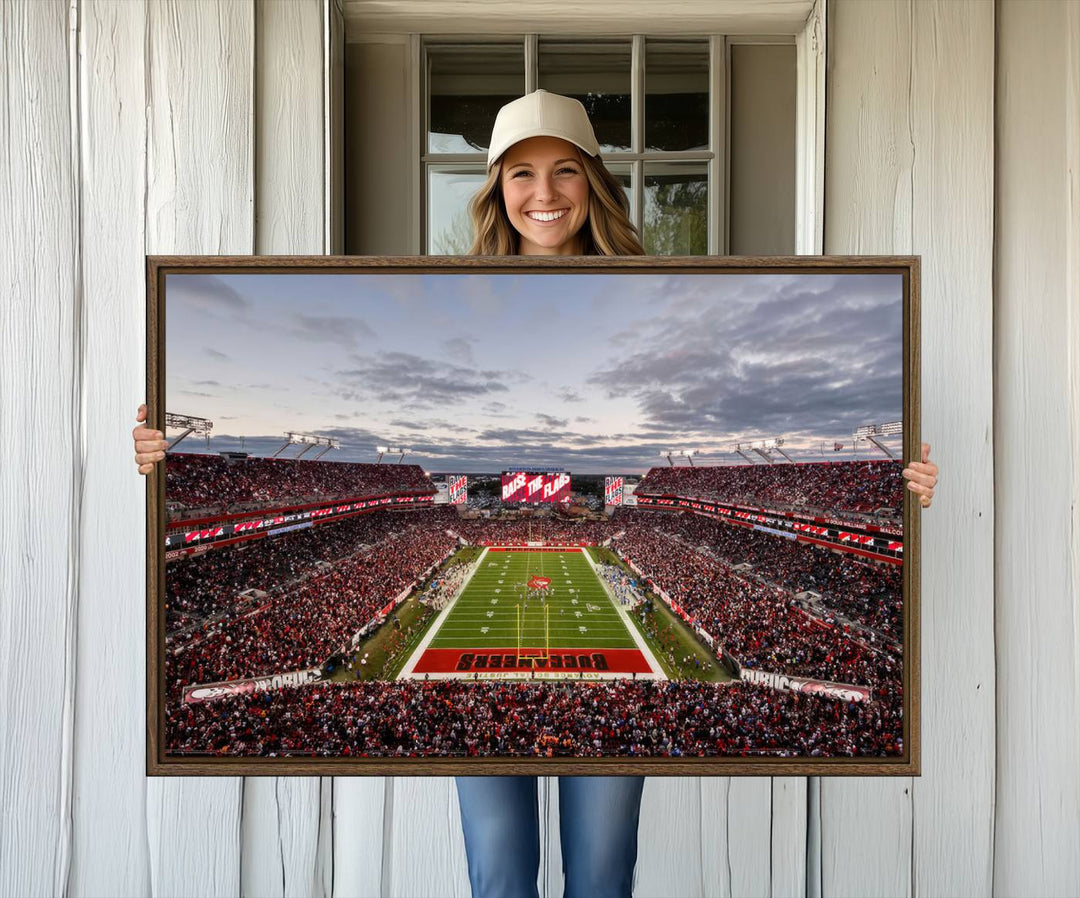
[{"xmin": 154, "ymin": 262, "xmax": 912, "ymax": 769}]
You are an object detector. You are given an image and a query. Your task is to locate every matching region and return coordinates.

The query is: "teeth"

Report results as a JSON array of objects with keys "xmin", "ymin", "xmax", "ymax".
[{"xmin": 527, "ymin": 210, "xmax": 567, "ymax": 222}]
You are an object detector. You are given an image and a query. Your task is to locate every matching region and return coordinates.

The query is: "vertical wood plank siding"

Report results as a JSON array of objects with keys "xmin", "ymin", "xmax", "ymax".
[
  {"xmin": 824, "ymin": 2, "xmax": 997, "ymax": 896},
  {"xmin": 385, "ymin": 778, "xmax": 471, "ymax": 897},
  {"xmin": 908, "ymin": 3, "xmax": 996, "ymax": 895},
  {"xmin": 0, "ymin": 2, "xmax": 78, "ymax": 896},
  {"xmin": 70, "ymin": 1, "xmax": 152, "ymax": 895},
  {"xmin": 143, "ymin": 1, "xmax": 254, "ymax": 893},
  {"xmin": 243, "ymin": 3, "xmax": 330, "ymax": 898},
  {"xmin": 823, "ymin": 5, "xmax": 916, "ymax": 890},
  {"xmin": 1, "ymin": 2, "xmax": 1076, "ymax": 896},
  {"xmin": 994, "ymin": 1, "xmax": 1080, "ymax": 893}
]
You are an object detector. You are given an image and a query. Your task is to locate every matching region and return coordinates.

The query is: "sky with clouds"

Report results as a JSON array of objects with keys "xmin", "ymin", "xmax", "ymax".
[{"xmin": 165, "ymin": 271, "xmax": 904, "ymax": 474}]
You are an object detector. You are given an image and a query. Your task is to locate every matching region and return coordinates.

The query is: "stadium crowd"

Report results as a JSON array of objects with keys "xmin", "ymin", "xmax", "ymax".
[
  {"xmin": 166, "ymin": 502, "xmax": 903, "ymax": 695},
  {"xmin": 612, "ymin": 522, "xmax": 900, "ymax": 690},
  {"xmin": 451, "ymin": 517, "xmax": 618, "ymax": 546},
  {"xmin": 166, "ymin": 678, "xmax": 902, "ymax": 758},
  {"xmin": 166, "ymin": 508, "xmax": 458, "ymax": 628},
  {"xmin": 162, "ymin": 454, "xmax": 907, "ymax": 760},
  {"xmin": 165, "ymin": 452, "xmax": 434, "ymax": 516},
  {"xmin": 636, "ymin": 460, "xmax": 903, "ymax": 518},
  {"xmin": 636, "ymin": 511, "xmax": 902, "ymax": 642},
  {"xmin": 166, "ymin": 513, "xmax": 457, "ymax": 690}
]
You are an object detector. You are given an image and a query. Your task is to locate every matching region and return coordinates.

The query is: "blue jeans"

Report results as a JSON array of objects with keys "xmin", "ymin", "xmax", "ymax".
[{"xmin": 455, "ymin": 775, "xmax": 646, "ymax": 898}]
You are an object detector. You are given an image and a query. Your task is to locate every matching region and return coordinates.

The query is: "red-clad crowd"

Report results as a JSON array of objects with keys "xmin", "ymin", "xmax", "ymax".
[
  {"xmin": 638, "ymin": 511, "xmax": 902, "ymax": 642},
  {"xmin": 166, "ymin": 511, "xmax": 457, "ymax": 691},
  {"xmin": 450, "ymin": 517, "xmax": 618, "ymax": 545},
  {"xmin": 165, "ymin": 452, "xmax": 435, "ymax": 516},
  {"xmin": 636, "ymin": 460, "xmax": 903, "ymax": 517},
  {"xmin": 612, "ymin": 519, "xmax": 901, "ymax": 691},
  {"xmin": 166, "ymin": 678, "xmax": 902, "ymax": 758},
  {"xmin": 167, "ymin": 508, "xmax": 458, "ymax": 626},
  {"xmin": 162, "ymin": 455, "xmax": 907, "ymax": 759}
]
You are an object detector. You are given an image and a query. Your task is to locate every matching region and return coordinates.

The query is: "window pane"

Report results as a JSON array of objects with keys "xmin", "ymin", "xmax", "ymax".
[
  {"xmin": 538, "ymin": 41, "xmax": 632, "ymax": 153},
  {"xmin": 428, "ymin": 44, "xmax": 524, "ymax": 154},
  {"xmin": 604, "ymin": 163, "xmax": 634, "ymax": 222},
  {"xmin": 428, "ymin": 167, "xmax": 487, "ymax": 254},
  {"xmin": 643, "ymin": 163, "xmax": 707, "ymax": 255},
  {"xmin": 645, "ymin": 40, "xmax": 709, "ymax": 152}
]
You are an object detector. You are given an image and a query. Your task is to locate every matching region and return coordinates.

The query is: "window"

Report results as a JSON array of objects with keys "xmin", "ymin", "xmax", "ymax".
[{"xmin": 423, "ymin": 36, "xmax": 788, "ymax": 256}]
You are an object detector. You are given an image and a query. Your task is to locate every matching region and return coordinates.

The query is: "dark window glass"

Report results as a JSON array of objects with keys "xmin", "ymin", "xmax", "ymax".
[
  {"xmin": 538, "ymin": 41, "xmax": 632, "ymax": 153},
  {"xmin": 428, "ymin": 44, "xmax": 525, "ymax": 154},
  {"xmin": 645, "ymin": 41, "xmax": 709, "ymax": 152}
]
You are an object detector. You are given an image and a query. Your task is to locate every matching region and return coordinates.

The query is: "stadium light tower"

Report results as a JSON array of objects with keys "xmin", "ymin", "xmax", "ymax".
[
  {"xmin": 659, "ymin": 449, "xmax": 699, "ymax": 467},
  {"xmin": 311, "ymin": 438, "xmax": 341, "ymax": 460},
  {"xmin": 375, "ymin": 445, "xmax": 411, "ymax": 464},
  {"xmin": 164, "ymin": 413, "xmax": 213, "ymax": 450},
  {"xmin": 769, "ymin": 438, "xmax": 796, "ymax": 464},
  {"xmin": 272, "ymin": 432, "xmax": 338, "ymax": 459},
  {"xmin": 732, "ymin": 437, "xmax": 792, "ymax": 464},
  {"xmin": 854, "ymin": 421, "xmax": 902, "ymax": 458}
]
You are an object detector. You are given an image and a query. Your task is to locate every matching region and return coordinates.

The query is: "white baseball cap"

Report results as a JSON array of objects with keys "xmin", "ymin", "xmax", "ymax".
[{"xmin": 486, "ymin": 90, "xmax": 601, "ymax": 169}]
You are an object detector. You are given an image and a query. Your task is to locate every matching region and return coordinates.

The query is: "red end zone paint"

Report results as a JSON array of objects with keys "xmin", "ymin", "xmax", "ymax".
[{"xmin": 413, "ymin": 647, "xmax": 653, "ymax": 674}]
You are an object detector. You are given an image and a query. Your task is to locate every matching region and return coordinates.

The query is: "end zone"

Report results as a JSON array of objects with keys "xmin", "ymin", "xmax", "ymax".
[{"xmin": 409, "ymin": 646, "xmax": 658, "ymax": 681}]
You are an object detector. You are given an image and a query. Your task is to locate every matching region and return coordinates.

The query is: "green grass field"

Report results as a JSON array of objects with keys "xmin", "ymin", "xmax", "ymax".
[{"xmin": 427, "ymin": 549, "xmax": 637, "ymax": 651}]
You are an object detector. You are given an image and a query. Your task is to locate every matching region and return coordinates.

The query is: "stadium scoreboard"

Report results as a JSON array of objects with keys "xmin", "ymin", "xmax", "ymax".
[{"xmin": 501, "ymin": 471, "xmax": 571, "ymax": 504}]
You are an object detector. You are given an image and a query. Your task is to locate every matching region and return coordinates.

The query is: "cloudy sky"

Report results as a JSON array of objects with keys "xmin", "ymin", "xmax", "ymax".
[{"xmin": 165, "ymin": 271, "xmax": 903, "ymax": 474}]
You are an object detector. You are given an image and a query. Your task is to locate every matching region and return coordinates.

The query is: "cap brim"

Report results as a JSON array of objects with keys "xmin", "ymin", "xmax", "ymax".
[{"xmin": 487, "ymin": 131, "xmax": 599, "ymax": 168}]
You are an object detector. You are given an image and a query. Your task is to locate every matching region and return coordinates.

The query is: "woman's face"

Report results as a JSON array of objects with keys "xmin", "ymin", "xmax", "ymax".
[{"xmin": 499, "ymin": 136, "xmax": 590, "ymax": 255}]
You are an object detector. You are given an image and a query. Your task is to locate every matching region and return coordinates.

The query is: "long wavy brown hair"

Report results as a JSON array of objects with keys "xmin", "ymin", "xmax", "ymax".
[{"xmin": 468, "ymin": 149, "xmax": 645, "ymax": 256}]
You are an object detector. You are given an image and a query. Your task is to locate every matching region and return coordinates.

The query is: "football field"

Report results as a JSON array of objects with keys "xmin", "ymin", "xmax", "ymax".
[{"xmin": 401, "ymin": 548, "xmax": 664, "ymax": 680}]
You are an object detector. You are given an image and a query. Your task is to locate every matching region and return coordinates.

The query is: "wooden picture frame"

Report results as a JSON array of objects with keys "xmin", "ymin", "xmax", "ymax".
[{"xmin": 146, "ymin": 255, "xmax": 920, "ymax": 776}]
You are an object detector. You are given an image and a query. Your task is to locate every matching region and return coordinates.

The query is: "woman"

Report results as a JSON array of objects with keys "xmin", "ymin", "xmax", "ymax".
[
  {"xmin": 132, "ymin": 91, "xmax": 939, "ymax": 898},
  {"xmin": 452, "ymin": 91, "xmax": 649, "ymax": 898}
]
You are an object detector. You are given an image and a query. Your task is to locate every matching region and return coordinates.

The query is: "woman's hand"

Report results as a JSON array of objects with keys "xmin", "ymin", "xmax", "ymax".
[
  {"xmin": 902, "ymin": 442, "xmax": 938, "ymax": 508},
  {"xmin": 133, "ymin": 403, "xmax": 168, "ymax": 475}
]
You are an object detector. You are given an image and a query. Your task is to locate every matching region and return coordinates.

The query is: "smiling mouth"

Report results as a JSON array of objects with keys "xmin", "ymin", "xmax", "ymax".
[{"xmin": 526, "ymin": 209, "xmax": 568, "ymax": 222}]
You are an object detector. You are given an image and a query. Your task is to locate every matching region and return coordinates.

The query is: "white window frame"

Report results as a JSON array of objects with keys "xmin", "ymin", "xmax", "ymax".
[{"xmin": 403, "ymin": 0, "xmax": 825, "ymax": 256}]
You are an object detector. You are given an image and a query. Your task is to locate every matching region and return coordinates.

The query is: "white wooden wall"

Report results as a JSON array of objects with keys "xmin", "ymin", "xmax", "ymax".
[
  {"xmin": 1, "ymin": 1, "xmax": 1077, "ymax": 896},
  {"xmin": 824, "ymin": 2, "xmax": 996, "ymax": 894}
]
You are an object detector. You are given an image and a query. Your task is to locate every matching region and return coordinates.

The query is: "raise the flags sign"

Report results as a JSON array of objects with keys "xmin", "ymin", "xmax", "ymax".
[{"xmin": 605, "ymin": 476, "xmax": 624, "ymax": 505}]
